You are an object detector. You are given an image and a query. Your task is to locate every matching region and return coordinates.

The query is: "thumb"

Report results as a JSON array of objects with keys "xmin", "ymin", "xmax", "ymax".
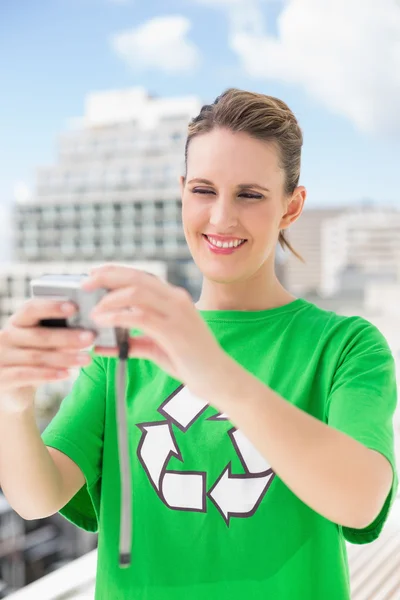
[{"xmin": 128, "ymin": 335, "xmax": 178, "ymax": 377}]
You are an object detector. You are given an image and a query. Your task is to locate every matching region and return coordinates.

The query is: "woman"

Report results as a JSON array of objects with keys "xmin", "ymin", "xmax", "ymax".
[{"xmin": 0, "ymin": 88, "xmax": 397, "ymax": 599}]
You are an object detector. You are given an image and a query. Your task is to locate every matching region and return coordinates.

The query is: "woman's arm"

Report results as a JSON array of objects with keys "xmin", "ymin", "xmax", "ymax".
[
  {"xmin": 0, "ymin": 403, "xmax": 84, "ymax": 519},
  {"xmin": 81, "ymin": 265, "xmax": 394, "ymax": 529},
  {"xmin": 212, "ymin": 356, "xmax": 394, "ymax": 530}
]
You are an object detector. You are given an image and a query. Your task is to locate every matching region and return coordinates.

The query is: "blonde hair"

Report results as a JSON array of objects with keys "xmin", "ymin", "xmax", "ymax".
[{"xmin": 185, "ymin": 88, "xmax": 305, "ymax": 263}]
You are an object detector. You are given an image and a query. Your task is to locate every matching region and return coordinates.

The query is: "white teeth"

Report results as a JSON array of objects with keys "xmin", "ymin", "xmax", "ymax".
[{"xmin": 206, "ymin": 236, "xmax": 245, "ymax": 249}]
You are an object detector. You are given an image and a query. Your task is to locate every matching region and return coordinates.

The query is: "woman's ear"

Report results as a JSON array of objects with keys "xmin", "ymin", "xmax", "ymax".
[{"xmin": 280, "ymin": 186, "xmax": 307, "ymax": 231}]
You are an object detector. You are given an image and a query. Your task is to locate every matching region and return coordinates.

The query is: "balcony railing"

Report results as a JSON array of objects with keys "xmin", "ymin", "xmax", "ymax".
[{"xmin": 6, "ymin": 549, "xmax": 97, "ymax": 600}]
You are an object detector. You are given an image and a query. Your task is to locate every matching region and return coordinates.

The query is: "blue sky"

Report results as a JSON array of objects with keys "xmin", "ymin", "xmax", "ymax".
[{"xmin": 0, "ymin": 0, "xmax": 399, "ymax": 230}]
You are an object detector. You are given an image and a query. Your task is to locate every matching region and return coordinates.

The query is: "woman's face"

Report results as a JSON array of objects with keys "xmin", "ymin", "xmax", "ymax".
[{"xmin": 181, "ymin": 127, "xmax": 304, "ymax": 285}]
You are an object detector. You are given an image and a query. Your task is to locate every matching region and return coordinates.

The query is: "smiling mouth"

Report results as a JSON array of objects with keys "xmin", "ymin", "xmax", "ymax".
[{"xmin": 202, "ymin": 234, "xmax": 247, "ymax": 249}]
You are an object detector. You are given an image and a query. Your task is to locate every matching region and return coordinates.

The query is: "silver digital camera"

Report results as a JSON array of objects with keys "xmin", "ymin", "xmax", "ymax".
[{"xmin": 30, "ymin": 273, "xmax": 122, "ymax": 348}]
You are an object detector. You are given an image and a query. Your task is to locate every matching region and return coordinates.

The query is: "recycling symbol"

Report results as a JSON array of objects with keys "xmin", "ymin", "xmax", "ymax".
[{"xmin": 137, "ymin": 385, "xmax": 275, "ymax": 525}]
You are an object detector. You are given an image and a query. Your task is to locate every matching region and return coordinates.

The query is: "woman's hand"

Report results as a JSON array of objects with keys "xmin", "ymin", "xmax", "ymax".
[
  {"xmin": 0, "ymin": 299, "xmax": 94, "ymax": 414},
  {"xmin": 83, "ymin": 264, "xmax": 232, "ymax": 402}
]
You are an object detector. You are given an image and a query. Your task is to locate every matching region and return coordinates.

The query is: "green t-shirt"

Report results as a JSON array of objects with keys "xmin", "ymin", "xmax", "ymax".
[{"xmin": 41, "ymin": 298, "xmax": 398, "ymax": 600}]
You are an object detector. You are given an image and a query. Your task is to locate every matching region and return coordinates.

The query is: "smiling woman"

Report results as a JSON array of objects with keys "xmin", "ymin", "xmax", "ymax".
[
  {"xmin": 9, "ymin": 87, "xmax": 394, "ymax": 600},
  {"xmin": 184, "ymin": 91, "xmax": 305, "ymax": 246},
  {"xmin": 179, "ymin": 89, "xmax": 306, "ymax": 311}
]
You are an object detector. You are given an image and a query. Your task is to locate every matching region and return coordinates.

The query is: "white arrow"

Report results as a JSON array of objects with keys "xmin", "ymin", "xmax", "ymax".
[
  {"xmin": 137, "ymin": 422, "xmax": 181, "ymax": 489},
  {"xmin": 162, "ymin": 471, "xmax": 206, "ymax": 512},
  {"xmin": 229, "ymin": 429, "xmax": 272, "ymax": 474},
  {"xmin": 208, "ymin": 464, "xmax": 275, "ymax": 525},
  {"xmin": 159, "ymin": 385, "xmax": 209, "ymax": 430},
  {"xmin": 137, "ymin": 421, "xmax": 207, "ymax": 512},
  {"xmin": 137, "ymin": 386, "xmax": 275, "ymax": 522}
]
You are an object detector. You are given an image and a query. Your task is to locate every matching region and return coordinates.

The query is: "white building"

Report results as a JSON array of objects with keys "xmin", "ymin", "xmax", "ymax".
[
  {"xmin": 282, "ymin": 204, "xmax": 400, "ymax": 301},
  {"xmin": 13, "ymin": 87, "xmax": 203, "ymax": 296},
  {"xmin": 282, "ymin": 207, "xmax": 344, "ymax": 296},
  {"xmin": 320, "ymin": 205, "xmax": 400, "ymax": 297}
]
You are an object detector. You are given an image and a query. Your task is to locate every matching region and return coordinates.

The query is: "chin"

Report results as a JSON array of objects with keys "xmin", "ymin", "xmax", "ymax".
[{"xmin": 197, "ymin": 263, "xmax": 248, "ymax": 284}]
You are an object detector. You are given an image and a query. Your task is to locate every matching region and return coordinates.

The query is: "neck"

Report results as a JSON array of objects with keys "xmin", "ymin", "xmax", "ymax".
[{"xmin": 195, "ymin": 266, "xmax": 297, "ymax": 312}]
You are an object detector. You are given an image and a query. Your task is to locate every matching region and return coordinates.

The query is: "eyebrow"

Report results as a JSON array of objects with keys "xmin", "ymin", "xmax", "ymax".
[{"xmin": 187, "ymin": 178, "xmax": 270, "ymax": 193}]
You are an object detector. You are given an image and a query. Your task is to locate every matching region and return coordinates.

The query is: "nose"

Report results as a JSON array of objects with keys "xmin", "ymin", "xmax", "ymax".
[{"xmin": 209, "ymin": 194, "xmax": 239, "ymax": 230}]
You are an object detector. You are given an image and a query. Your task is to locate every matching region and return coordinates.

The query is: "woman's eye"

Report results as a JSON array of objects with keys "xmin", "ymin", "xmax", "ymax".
[
  {"xmin": 191, "ymin": 188, "xmax": 262, "ymax": 199},
  {"xmin": 192, "ymin": 188, "xmax": 214, "ymax": 195},
  {"xmin": 239, "ymin": 193, "xmax": 263, "ymax": 200}
]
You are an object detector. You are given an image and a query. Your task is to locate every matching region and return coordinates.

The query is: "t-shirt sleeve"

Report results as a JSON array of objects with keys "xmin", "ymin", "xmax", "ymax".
[
  {"xmin": 41, "ymin": 351, "xmax": 106, "ymax": 533},
  {"xmin": 326, "ymin": 319, "xmax": 398, "ymax": 545}
]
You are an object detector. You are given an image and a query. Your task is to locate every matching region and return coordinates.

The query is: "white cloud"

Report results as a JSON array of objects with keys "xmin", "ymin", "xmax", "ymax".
[
  {"xmin": 110, "ymin": 16, "xmax": 201, "ymax": 74},
  {"xmin": 195, "ymin": 0, "xmax": 400, "ymax": 137},
  {"xmin": 191, "ymin": 0, "xmax": 271, "ymax": 29}
]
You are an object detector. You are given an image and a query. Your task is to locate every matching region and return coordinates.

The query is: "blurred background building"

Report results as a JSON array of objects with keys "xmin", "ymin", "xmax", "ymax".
[
  {"xmin": 8, "ymin": 87, "xmax": 202, "ymax": 303},
  {"xmin": 1, "ymin": 87, "xmax": 400, "ymax": 599}
]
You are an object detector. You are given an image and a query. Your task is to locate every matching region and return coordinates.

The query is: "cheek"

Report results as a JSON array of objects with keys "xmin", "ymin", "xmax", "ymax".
[
  {"xmin": 243, "ymin": 204, "xmax": 281, "ymax": 248},
  {"xmin": 245, "ymin": 203, "xmax": 275, "ymax": 231},
  {"xmin": 182, "ymin": 197, "xmax": 206, "ymax": 232}
]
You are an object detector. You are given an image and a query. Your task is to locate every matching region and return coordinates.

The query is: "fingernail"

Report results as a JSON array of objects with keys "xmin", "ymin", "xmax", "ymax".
[
  {"xmin": 81, "ymin": 279, "xmax": 93, "ymax": 289},
  {"xmin": 93, "ymin": 313, "xmax": 113, "ymax": 323},
  {"xmin": 61, "ymin": 302, "xmax": 75, "ymax": 313},
  {"xmin": 80, "ymin": 331, "xmax": 95, "ymax": 342}
]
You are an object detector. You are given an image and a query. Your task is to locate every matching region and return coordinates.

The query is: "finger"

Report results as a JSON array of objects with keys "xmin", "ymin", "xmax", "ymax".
[
  {"xmin": 92, "ymin": 308, "xmax": 177, "ymax": 361},
  {"xmin": 90, "ymin": 284, "xmax": 167, "ymax": 317},
  {"xmin": 126, "ymin": 336, "xmax": 172, "ymax": 366},
  {"xmin": 91, "ymin": 308, "xmax": 146, "ymax": 327},
  {"xmin": 94, "ymin": 334, "xmax": 151, "ymax": 355},
  {"xmin": 0, "ymin": 346, "xmax": 92, "ymax": 369},
  {"xmin": 95, "ymin": 335, "xmax": 167, "ymax": 361},
  {"xmin": 8, "ymin": 299, "xmax": 78, "ymax": 328},
  {"xmin": 81, "ymin": 265, "xmax": 168, "ymax": 296},
  {"xmin": 0, "ymin": 366, "xmax": 71, "ymax": 389},
  {"xmin": 1, "ymin": 325, "xmax": 96, "ymax": 351},
  {"xmin": 95, "ymin": 336, "xmax": 178, "ymax": 379}
]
